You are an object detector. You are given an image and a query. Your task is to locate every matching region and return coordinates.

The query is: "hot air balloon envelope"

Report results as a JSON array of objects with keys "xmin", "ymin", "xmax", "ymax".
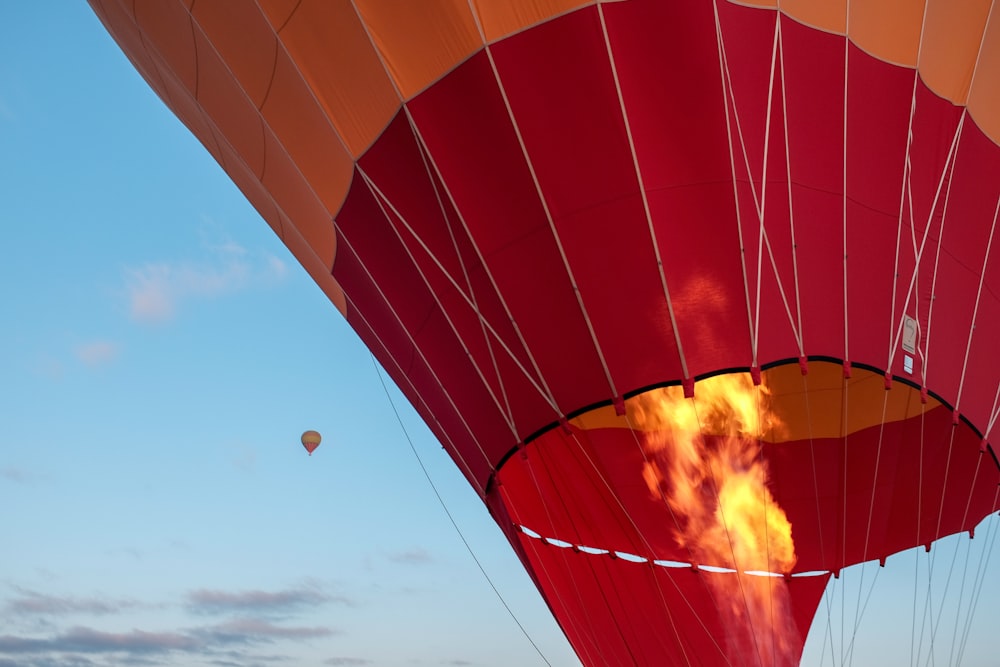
[
  {"xmin": 88, "ymin": 1, "xmax": 1000, "ymax": 664},
  {"xmin": 301, "ymin": 430, "xmax": 321, "ymax": 456}
]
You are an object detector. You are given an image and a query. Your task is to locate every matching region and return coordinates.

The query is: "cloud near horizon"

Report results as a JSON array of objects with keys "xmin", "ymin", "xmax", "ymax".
[
  {"xmin": 4, "ymin": 588, "xmax": 142, "ymax": 616},
  {"xmin": 191, "ymin": 618, "xmax": 335, "ymax": 644},
  {"xmin": 185, "ymin": 584, "xmax": 353, "ymax": 615},
  {"xmin": 0, "ymin": 582, "xmax": 342, "ymax": 666},
  {"xmin": 0, "ymin": 617, "xmax": 337, "ymax": 666}
]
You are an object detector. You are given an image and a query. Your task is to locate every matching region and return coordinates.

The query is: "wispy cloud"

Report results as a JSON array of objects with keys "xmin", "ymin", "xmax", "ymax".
[
  {"xmin": 324, "ymin": 658, "xmax": 372, "ymax": 666},
  {"xmin": 229, "ymin": 444, "xmax": 256, "ymax": 472},
  {"xmin": 73, "ymin": 341, "xmax": 118, "ymax": 368},
  {"xmin": 0, "ymin": 97, "xmax": 13, "ymax": 122},
  {"xmin": 0, "ymin": 656, "xmax": 100, "ymax": 667},
  {"xmin": 125, "ymin": 242, "xmax": 286, "ymax": 325},
  {"xmin": 185, "ymin": 584, "xmax": 352, "ymax": 615},
  {"xmin": 387, "ymin": 548, "xmax": 432, "ymax": 565},
  {"xmin": 4, "ymin": 589, "xmax": 141, "ymax": 616},
  {"xmin": 0, "ymin": 467, "xmax": 29, "ymax": 484},
  {"xmin": 126, "ymin": 261, "xmax": 241, "ymax": 324}
]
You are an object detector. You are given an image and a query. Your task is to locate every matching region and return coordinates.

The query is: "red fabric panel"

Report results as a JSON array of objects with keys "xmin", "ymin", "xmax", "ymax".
[
  {"xmin": 842, "ymin": 46, "xmax": 914, "ymax": 371},
  {"xmin": 406, "ymin": 51, "xmax": 613, "ymax": 421},
  {"xmin": 776, "ymin": 16, "xmax": 847, "ymax": 359},
  {"xmin": 951, "ymin": 125, "xmax": 1000, "ymax": 425},
  {"xmin": 489, "ymin": 10, "xmax": 687, "ymax": 396},
  {"xmin": 334, "ymin": 178, "xmax": 517, "ymax": 487},
  {"xmin": 508, "ymin": 528, "xmax": 830, "ymax": 667},
  {"xmin": 354, "ymin": 114, "xmax": 558, "ymax": 440},
  {"xmin": 919, "ymin": 123, "xmax": 1000, "ymax": 411},
  {"xmin": 601, "ymin": 2, "xmax": 754, "ymax": 376}
]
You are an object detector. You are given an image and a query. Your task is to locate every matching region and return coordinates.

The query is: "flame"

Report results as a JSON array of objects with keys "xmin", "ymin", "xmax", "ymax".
[{"xmin": 631, "ymin": 373, "xmax": 798, "ymax": 665}]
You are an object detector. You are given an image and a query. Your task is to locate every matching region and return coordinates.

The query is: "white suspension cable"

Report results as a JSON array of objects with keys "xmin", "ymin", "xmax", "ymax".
[
  {"xmin": 596, "ymin": 2, "xmax": 691, "ymax": 384},
  {"xmin": 336, "ymin": 229, "xmax": 496, "ymax": 484},
  {"xmin": 713, "ymin": 0, "xmax": 759, "ymax": 369},
  {"xmin": 405, "ymin": 107, "xmax": 518, "ymax": 439},
  {"xmin": 369, "ymin": 354, "xmax": 552, "ymax": 665},
  {"xmin": 358, "ymin": 167, "xmax": 521, "ymax": 441},
  {"xmin": 472, "ymin": 8, "xmax": 621, "ymax": 406}
]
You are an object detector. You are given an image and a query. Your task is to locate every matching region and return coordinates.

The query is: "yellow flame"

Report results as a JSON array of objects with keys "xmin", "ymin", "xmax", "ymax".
[{"xmin": 630, "ymin": 373, "xmax": 798, "ymax": 665}]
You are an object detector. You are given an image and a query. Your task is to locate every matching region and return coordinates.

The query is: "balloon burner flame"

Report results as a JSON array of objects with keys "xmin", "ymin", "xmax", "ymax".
[{"xmin": 632, "ymin": 374, "xmax": 798, "ymax": 666}]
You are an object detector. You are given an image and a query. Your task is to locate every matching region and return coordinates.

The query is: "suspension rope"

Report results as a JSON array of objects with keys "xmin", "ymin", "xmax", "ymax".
[
  {"xmin": 712, "ymin": 0, "xmax": 758, "ymax": 369},
  {"xmin": 357, "ymin": 168, "xmax": 520, "ymax": 441},
  {"xmin": 956, "ymin": 496, "xmax": 1000, "ymax": 665},
  {"xmin": 522, "ymin": 453, "xmax": 633, "ymax": 667},
  {"xmin": 843, "ymin": 561, "xmax": 882, "ymax": 667},
  {"xmin": 370, "ymin": 353, "xmax": 551, "ymax": 665},
  {"xmin": 910, "ymin": 404, "xmax": 928, "ymax": 667},
  {"xmin": 802, "ymin": 366, "xmax": 836, "ymax": 667},
  {"xmin": 777, "ymin": 14, "xmax": 806, "ymax": 355},
  {"xmin": 690, "ymin": 395, "xmax": 766, "ymax": 667},
  {"xmin": 756, "ymin": 378, "xmax": 777, "ymax": 667},
  {"xmin": 622, "ymin": 410, "xmax": 736, "ymax": 666},
  {"xmin": 596, "ymin": 2, "xmax": 691, "ymax": 384},
  {"xmin": 499, "ymin": 466, "xmax": 610, "ymax": 667},
  {"xmin": 474, "ymin": 8, "xmax": 621, "ymax": 405},
  {"xmin": 562, "ymin": 427, "xmax": 711, "ymax": 665},
  {"xmin": 405, "ymin": 107, "xmax": 517, "ymax": 437}
]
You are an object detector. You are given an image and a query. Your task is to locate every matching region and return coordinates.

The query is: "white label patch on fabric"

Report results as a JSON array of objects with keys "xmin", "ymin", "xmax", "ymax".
[{"xmin": 902, "ymin": 316, "xmax": 917, "ymax": 354}]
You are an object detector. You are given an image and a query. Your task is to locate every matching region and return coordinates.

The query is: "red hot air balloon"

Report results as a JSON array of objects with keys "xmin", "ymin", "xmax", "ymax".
[
  {"xmin": 301, "ymin": 430, "xmax": 321, "ymax": 456},
  {"xmin": 90, "ymin": 1, "xmax": 1000, "ymax": 664}
]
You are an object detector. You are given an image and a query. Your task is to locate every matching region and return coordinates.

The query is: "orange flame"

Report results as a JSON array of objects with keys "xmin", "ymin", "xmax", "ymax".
[{"xmin": 631, "ymin": 374, "xmax": 798, "ymax": 665}]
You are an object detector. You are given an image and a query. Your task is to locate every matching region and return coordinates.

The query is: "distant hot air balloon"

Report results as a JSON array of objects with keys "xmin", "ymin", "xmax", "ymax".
[
  {"xmin": 91, "ymin": 1, "xmax": 1000, "ymax": 664},
  {"xmin": 301, "ymin": 430, "xmax": 321, "ymax": 456}
]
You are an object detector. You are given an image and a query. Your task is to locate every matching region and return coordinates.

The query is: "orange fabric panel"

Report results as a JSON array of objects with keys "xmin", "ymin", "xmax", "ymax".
[
  {"xmin": 191, "ymin": 3, "xmax": 278, "ymax": 108},
  {"xmin": 259, "ymin": 47, "xmax": 351, "ymax": 263},
  {"xmin": 848, "ymin": 0, "xmax": 924, "ymax": 67},
  {"xmin": 90, "ymin": 0, "xmax": 170, "ymax": 106},
  {"xmin": 257, "ymin": 0, "xmax": 299, "ymax": 28},
  {"xmin": 765, "ymin": 363, "xmax": 938, "ymax": 440},
  {"xmin": 741, "ymin": 0, "xmax": 1000, "ymax": 134},
  {"xmin": 274, "ymin": 1, "xmax": 400, "ymax": 157},
  {"xmin": 966, "ymin": 5, "xmax": 1000, "ymax": 142},
  {"xmin": 354, "ymin": 0, "xmax": 483, "ymax": 99},
  {"xmin": 472, "ymin": 0, "xmax": 594, "ymax": 43},
  {"xmin": 211, "ymin": 122, "xmax": 348, "ymax": 314},
  {"xmin": 94, "ymin": 0, "xmax": 343, "ymax": 279},
  {"xmin": 132, "ymin": 0, "xmax": 197, "ymax": 93},
  {"xmin": 190, "ymin": 29, "xmax": 267, "ymax": 178},
  {"xmin": 569, "ymin": 363, "xmax": 939, "ymax": 442},
  {"xmin": 736, "ymin": 0, "xmax": 777, "ymax": 8},
  {"xmin": 278, "ymin": 209, "xmax": 350, "ymax": 316},
  {"xmin": 780, "ymin": 0, "xmax": 847, "ymax": 34},
  {"xmin": 918, "ymin": 0, "xmax": 992, "ymax": 105}
]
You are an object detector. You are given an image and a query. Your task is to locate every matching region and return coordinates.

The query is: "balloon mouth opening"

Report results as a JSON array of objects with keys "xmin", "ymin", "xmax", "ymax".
[
  {"xmin": 515, "ymin": 523, "xmax": 831, "ymax": 578},
  {"xmin": 496, "ymin": 360, "xmax": 992, "ymax": 576}
]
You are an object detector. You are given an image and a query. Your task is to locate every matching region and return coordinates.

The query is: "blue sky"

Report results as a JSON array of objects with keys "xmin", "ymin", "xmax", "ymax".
[
  {"xmin": 0, "ymin": 5, "xmax": 576, "ymax": 667},
  {"xmin": 1, "ymin": 5, "xmax": 999, "ymax": 667}
]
